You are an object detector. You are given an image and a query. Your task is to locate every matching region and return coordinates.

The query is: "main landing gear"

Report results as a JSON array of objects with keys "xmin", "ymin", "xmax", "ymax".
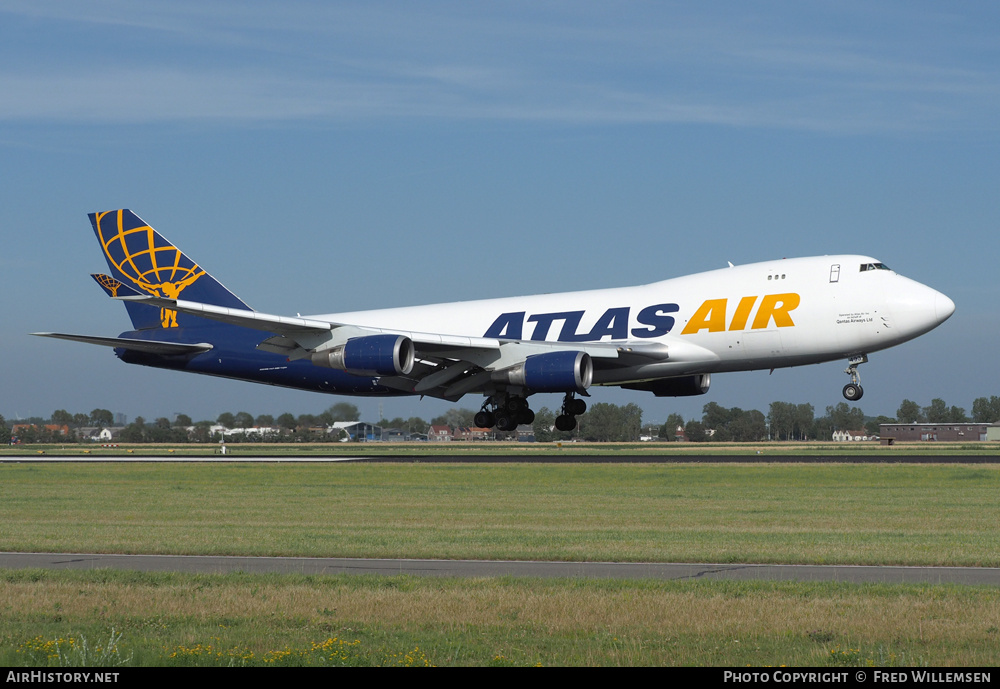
[
  {"xmin": 555, "ymin": 393, "xmax": 587, "ymax": 432},
  {"xmin": 842, "ymin": 354, "xmax": 868, "ymax": 401},
  {"xmin": 475, "ymin": 392, "xmax": 588, "ymax": 433},
  {"xmin": 476, "ymin": 394, "xmax": 535, "ymax": 432}
]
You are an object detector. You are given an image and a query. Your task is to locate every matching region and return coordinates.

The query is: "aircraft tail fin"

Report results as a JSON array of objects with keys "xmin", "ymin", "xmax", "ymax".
[
  {"xmin": 89, "ymin": 209, "xmax": 250, "ymax": 330},
  {"xmin": 91, "ymin": 273, "xmax": 142, "ymax": 298}
]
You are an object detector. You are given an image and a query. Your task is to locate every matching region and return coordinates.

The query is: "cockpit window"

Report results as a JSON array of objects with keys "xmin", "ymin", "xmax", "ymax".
[{"xmin": 859, "ymin": 262, "xmax": 891, "ymax": 272}]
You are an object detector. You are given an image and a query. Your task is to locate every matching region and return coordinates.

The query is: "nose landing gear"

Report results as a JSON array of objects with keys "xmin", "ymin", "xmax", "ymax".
[{"xmin": 843, "ymin": 354, "xmax": 868, "ymax": 401}]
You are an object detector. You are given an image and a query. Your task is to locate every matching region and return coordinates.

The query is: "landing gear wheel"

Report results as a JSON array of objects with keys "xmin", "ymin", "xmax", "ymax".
[
  {"xmin": 555, "ymin": 414, "xmax": 577, "ymax": 432},
  {"xmin": 842, "ymin": 354, "xmax": 868, "ymax": 403},
  {"xmin": 568, "ymin": 398, "xmax": 587, "ymax": 416},
  {"xmin": 495, "ymin": 413, "xmax": 518, "ymax": 432},
  {"xmin": 480, "ymin": 393, "xmax": 535, "ymax": 431}
]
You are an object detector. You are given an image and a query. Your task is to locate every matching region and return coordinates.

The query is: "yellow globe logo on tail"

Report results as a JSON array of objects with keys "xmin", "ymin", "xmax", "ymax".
[{"xmin": 93, "ymin": 209, "xmax": 206, "ymax": 328}]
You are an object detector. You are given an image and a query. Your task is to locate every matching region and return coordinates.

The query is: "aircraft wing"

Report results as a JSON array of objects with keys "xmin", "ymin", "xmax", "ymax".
[{"xmin": 115, "ymin": 294, "xmax": 712, "ymax": 400}]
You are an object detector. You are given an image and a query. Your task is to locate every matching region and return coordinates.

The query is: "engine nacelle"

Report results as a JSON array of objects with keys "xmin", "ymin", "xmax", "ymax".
[
  {"xmin": 623, "ymin": 373, "xmax": 711, "ymax": 397},
  {"xmin": 311, "ymin": 334, "xmax": 415, "ymax": 376},
  {"xmin": 494, "ymin": 351, "xmax": 593, "ymax": 393}
]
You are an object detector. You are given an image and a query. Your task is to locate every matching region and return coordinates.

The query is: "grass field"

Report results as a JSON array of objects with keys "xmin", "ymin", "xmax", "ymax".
[
  {"xmin": 2, "ymin": 569, "xmax": 999, "ymax": 667},
  {"xmin": 2, "ymin": 458, "xmax": 998, "ymax": 666},
  {"xmin": 2, "ymin": 461, "xmax": 998, "ymax": 565}
]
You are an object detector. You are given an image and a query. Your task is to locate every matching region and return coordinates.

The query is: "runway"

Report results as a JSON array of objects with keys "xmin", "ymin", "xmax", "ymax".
[
  {"xmin": 3, "ymin": 552, "xmax": 999, "ymax": 585},
  {"xmin": 5, "ymin": 453, "xmax": 1000, "ymax": 463}
]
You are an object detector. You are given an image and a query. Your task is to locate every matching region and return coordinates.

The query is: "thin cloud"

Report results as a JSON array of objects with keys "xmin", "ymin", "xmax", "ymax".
[
  {"xmin": 0, "ymin": 65, "xmax": 993, "ymax": 135},
  {"xmin": 1, "ymin": 2, "xmax": 999, "ymax": 134}
]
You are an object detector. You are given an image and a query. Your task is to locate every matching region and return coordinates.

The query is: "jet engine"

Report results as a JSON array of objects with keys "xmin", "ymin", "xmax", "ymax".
[
  {"xmin": 311, "ymin": 334, "xmax": 415, "ymax": 376},
  {"xmin": 493, "ymin": 351, "xmax": 593, "ymax": 393},
  {"xmin": 623, "ymin": 373, "xmax": 711, "ymax": 397}
]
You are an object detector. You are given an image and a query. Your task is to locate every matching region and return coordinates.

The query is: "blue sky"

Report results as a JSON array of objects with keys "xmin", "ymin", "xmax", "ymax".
[{"xmin": 2, "ymin": 1, "xmax": 998, "ymax": 426}]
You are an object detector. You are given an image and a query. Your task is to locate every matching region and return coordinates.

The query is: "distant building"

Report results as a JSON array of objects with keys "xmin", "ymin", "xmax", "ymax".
[
  {"xmin": 12, "ymin": 424, "xmax": 69, "ymax": 436},
  {"xmin": 223, "ymin": 426, "xmax": 279, "ymax": 439},
  {"xmin": 383, "ymin": 428, "xmax": 410, "ymax": 442},
  {"xmin": 331, "ymin": 421, "xmax": 382, "ymax": 441},
  {"xmin": 77, "ymin": 426, "xmax": 125, "ymax": 442},
  {"xmin": 879, "ymin": 423, "xmax": 989, "ymax": 442},
  {"xmin": 452, "ymin": 427, "xmax": 491, "ymax": 441},
  {"xmin": 428, "ymin": 425, "xmax": 452, "ymax": 441},
  {"xmin": 987, "ymin": 423, "xmax": 1000, "ymax": 442},
  {"xmin": 97, "ymin": 427, "xmax": 125, "ymax": 441},
  {"xmin": 832, "ymin": 429, "xmax": 869, "ymax": 442}
]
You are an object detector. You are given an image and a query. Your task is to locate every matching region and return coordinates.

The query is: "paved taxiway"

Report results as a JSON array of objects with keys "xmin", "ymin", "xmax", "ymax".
[{"xmin": 3, "ymin": 552, "xmax": 999, "ymax": 585}]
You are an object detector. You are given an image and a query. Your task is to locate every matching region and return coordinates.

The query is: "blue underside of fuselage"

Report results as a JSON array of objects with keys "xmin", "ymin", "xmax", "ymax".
[{"xmin": 114, "ymin": 323, "xmax": 408, "ymax": 397}]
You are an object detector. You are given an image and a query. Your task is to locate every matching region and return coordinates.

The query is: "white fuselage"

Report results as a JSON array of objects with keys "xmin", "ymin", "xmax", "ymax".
[{"xmin": 311, "ymin": 255, "xmax": 954, "ymax": 386}]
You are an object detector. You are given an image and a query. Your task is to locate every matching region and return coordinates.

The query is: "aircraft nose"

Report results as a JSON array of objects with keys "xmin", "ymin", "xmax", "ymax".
[
  {"xmin": 935, "ymin": 291, "xmax": 956, "ymax": 324},
  {"xmin": 886, "ymin": 278, "xmax": 954, "ymax": 339}
]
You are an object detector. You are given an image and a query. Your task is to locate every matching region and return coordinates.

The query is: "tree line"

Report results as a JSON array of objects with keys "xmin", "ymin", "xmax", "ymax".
[
  {"xmin": 3, "ymin": 402, "xmax": 505, "ymax": 444},
  {"xmin": 5, "ymin": 395, "xmax": 999, "ymax": 445},
  {"xmin": 661, "ymin": 396, "xmax": 1000, "ymax": 443}
]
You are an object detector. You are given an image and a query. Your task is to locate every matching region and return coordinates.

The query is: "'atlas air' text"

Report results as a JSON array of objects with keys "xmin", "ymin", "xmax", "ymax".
[{"xmin": 483, "ymin": 294, "xmax": 800, "ymax": 342}]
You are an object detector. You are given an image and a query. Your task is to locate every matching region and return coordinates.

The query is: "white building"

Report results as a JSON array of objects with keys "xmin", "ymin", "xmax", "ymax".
[{"xmin": 832, "ymin": 429, "xmax": 868, "ymax": 442}]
